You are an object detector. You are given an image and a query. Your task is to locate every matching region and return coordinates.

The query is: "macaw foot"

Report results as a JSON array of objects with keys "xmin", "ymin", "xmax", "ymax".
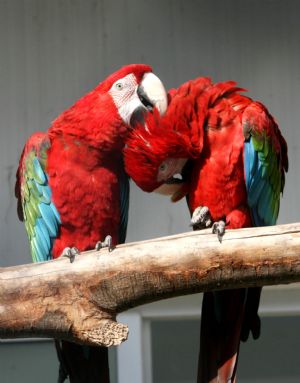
[
  {"xmin": 62, "ymin": 247, "xmax": 80, "ymax": 263},
  {"xmin": 212, "ymin": 220, "xmax": 226, "ymax": 243},
  {"xmin": 95, "ymin": 235, "xmax": 113, "ymax": 252},
  {"xmin": 190, "ymin": 206, "xmax": 213, "ymax": 230},
  {"xmin": 191, "ymin": 206, "xmax": 226, "ymax": 242}
]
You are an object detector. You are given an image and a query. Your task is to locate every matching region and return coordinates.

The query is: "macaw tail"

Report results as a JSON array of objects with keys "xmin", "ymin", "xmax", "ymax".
[
  {"xmin": 55, "ymin": 340, "xmax": 110, "ymax": 383},
  {"xmin": 197, "ymin": 288, "xmax": 260, "ymax": 383}
]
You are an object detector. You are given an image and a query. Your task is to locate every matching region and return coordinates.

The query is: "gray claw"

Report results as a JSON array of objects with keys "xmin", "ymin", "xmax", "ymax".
[
  {"xmin": 95, "ymin": 235, "xmax": 113, "ymax": 252},
  {"xmin": 191, "ymin": 206, "xmax": 213, "ymax": 230},
  {"xmin": 62, "ymin": 247, "xmax": 80, "ymax": 263},
  {"xmin": 212, "ymin": 220, "xmax": 226, "ymax": 243}
]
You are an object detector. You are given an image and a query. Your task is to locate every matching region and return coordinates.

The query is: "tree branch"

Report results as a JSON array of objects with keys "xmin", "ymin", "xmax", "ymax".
[{"xmin": 1, "ymin": 222, "xmax": 300, "ymax": 346}]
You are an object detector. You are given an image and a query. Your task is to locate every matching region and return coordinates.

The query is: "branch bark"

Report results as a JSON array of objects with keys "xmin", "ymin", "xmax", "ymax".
[{"xmin": 1, "ymin": 222, "xmax": 300, "ymax": 346}]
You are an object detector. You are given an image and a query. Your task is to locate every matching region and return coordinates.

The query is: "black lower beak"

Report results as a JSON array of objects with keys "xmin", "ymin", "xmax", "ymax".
[
  {"xmin": 130, "ymin": 106, "xmax": 147, "ymax": 127},
  {"xmin": 137, "ymin": 84, "xmax": 154, "ymax": 111},
  {"xmin": 165, "ymin": 176, "xmax": 184, "ymax": 185}
]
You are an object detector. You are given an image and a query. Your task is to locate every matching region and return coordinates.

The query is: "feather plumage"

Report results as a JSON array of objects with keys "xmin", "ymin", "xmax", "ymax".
[
  {"xmin": 16, "ymin": 64, "xmax": 161, "ymax": 383},
  {"xmin": 243, "ymin": 102, "xmax": 288, "ymax": 226},
  {"xmin": 124, "ymin": 76, "xmax": 288, "ymax": 383}
]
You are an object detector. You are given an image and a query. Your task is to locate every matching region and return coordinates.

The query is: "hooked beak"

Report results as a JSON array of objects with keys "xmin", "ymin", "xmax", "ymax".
[
  {"xmin": 154, "ymin": 158, "xmax": 188, "ymax": 197},
  {"xmin": 137, "ymin": 72, "xmax": 168, "ymax": 115},
  {"xmin": 130, "ymin": 72, "xmax": 168, "ymax": 126},
  {"xmin": 154, "ymin": 174, "xmax": 188, "ymax": 202}
]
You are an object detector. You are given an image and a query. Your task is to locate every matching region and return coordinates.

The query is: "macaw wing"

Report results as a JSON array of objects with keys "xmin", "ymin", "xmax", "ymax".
[
  {"xmin": 15, "ymin": 133, "xmax": 61, "ymax": 262},
  {"xmin": 243, "ymin": 102, "xmax": 288, "ymax": 226},
  {"xmin": 118, "ymin": 170, "xmax": 129, "ymax": 244}
]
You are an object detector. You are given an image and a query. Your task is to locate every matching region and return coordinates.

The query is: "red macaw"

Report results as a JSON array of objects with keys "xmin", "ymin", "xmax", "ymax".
[
  {"xmin": 15, "ymin": 64, "xmax": 168, "ymax": 383},
  {"xmin": 124, "ymin": 77, "xmax": 288, "ymax": 382}
]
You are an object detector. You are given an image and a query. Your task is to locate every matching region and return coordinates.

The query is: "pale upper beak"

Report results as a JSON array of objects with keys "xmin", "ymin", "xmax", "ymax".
[
  {"xmin": 137, "ymin": 72, "xmax": 168, "ymax": 115},
  {"xmin": 130, "ymin": 72, "xmax": 168, "ymax": 126}
]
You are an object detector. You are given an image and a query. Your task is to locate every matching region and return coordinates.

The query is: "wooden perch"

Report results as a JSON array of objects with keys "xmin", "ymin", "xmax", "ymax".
[{"xmin": 1, "ymin": 222, "xmax": 300, "ymax": 347}]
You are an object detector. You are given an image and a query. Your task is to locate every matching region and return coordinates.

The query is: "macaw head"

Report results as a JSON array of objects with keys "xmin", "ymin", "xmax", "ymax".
[
  {"xmin": 124, "ymin": 110, "xmax": 197, "ymax": 199},
  {"xmin": 50, "ymin": 64, "xmax": 168, "ymax": 150},
  {"xmin": 98, "ymin": 64, "xmax": 168, "ymax": 125},
  {"xmin": 124, "ymin": 77, "xmax": 214, "ymax": 197}
]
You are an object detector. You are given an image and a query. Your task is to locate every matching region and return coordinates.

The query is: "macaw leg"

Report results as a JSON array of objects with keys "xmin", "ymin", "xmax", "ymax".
[
  {"xmin": 197, "ymin": 289, "xmax": 247, "ymax": 383},
  {"xmin": 62, "ymin": 247, "xmax": 80, "ymax": 263},
  {"xmin": 95, "ymin": 235, "xmax": 113, "ymax": 252}
]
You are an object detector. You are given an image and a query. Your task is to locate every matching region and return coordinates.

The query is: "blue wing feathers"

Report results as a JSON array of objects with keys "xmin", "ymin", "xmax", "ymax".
[
  {"xmin": 247, "ymin": 162, "xmax": 265, "ymax": 206},
  {"xmin": 41, "ymin": 187, "xmax": 52, "ymax": 204},
  {"xmin": 244, "ymin": 138, "xmax": 271, "ymax": 226},
  {"xmin": 37, "ymin": 218, "xmax": 51, "ymax": 250},
  {"xmin": 19, "ymin": 135, "xmax": 61, "ymax": 262},
  {"xmin": 39, "ymin": 202, "xmax": 59, "ymax": 238},
  {"xmin": 250, "ymin": 207, "xmax": 261, "ymax": 227},
  {"xmin": 50, "ymin": 202, "xmax": 61, "ymax": 224},
  {"xmin": 244, "ymin": 135, "xmax": 283, "ymax": 227},
  {"xmin": 35, "ymin": 222, "xmax": 50, "ymax": 258},
  {"xmin": 33, "ymin": 157, "xmax": 47, "ymax": 184}
]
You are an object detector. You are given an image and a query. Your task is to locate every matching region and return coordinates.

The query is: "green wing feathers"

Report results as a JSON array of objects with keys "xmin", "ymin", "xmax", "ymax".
[
  {"xmin": 16, "ymin": 133, "xmax": 61, "ymax": 262},
  {"xmin": 243, "ymin": 102, "xmax": 288, "ymax": 226}
]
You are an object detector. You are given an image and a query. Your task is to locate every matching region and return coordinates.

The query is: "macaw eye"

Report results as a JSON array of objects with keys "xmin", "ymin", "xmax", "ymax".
[
  {"xmin": 159, "ymin": 162, "xmax": 168, "ymax": 172},
  {"xmin": 115, "ymin": 82, "xmax": 124, "ymax": 90}
]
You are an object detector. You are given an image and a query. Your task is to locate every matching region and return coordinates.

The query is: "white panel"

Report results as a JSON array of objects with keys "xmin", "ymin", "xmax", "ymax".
[{"xmin": 117, "ymin": 312, "xmax": 153, "ymax": 383}]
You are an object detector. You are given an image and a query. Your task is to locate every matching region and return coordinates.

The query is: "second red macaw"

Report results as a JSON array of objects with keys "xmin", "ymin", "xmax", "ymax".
[{"xmin": 124, "ymin": 77, "xmax": 288, "ymax": 382}]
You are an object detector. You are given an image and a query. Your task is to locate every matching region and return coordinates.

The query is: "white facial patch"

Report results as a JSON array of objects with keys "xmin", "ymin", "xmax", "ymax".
[
  {"xmin": 109, "ymin": 71, "xmax": 168, "ymax": 125},
  {"xmin": 109, "ymin": 73, "xmax": 141, "ymax": 125}
]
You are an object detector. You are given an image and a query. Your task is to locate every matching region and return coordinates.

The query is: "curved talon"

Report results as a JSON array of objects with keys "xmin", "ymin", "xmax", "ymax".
[
  {"xmin": 191, "ymin": 206, "xmax": 213, "ymax": 230},
  {"xmin": 95, "ymin": 235, "xmax": 113, "ymax": 252},
  {"xmin": 62, "ymin": 247, "xmax": 80, "ymax": 263},
  {"xmin": 212, "ymin": 220, "xmax": 226, "ymax": 243}
]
